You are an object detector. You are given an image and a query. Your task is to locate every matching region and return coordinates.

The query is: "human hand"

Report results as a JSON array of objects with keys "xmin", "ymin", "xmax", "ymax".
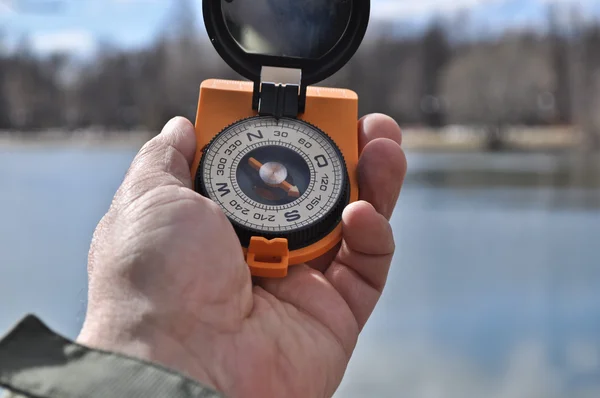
[{"xmin": 77, "ymin": 114, "xmax": 407, "ymax": 398}]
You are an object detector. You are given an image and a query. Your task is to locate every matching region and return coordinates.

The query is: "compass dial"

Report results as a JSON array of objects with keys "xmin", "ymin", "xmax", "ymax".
[{"xmin": 196, "ymin": 116, "xmax": 350, "ymax": 250}]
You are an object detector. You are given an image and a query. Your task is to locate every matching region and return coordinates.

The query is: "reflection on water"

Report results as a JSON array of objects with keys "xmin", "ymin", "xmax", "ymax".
[
  {"xmin": 407, "ymin": 152, "xmax": 600, "ymax": 188},
  {"xmin": 1, "ymin": 149, "xmax": 599, "ymax": 397},
  {"xmin": 338, "ymin": 153, "xmax": 600, "ymax": 398}
]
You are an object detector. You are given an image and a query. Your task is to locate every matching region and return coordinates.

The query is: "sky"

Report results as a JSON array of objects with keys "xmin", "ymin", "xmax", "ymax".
[{"xmin": 0, "ymin": 0, "xmax": 599, "ymax": 56}]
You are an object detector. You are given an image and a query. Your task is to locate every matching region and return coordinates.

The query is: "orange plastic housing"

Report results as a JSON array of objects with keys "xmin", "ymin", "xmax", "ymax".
[{"xmin": 191, "ymin": 79, "xmax": 360, "ymax": 277}]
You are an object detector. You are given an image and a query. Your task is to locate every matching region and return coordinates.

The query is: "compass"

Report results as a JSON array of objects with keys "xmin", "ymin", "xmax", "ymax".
[
  {"xmin": 197, "ymin": 117, "xmax": 350, "ymax": 251},
  {"xmin": 192, "ymin": 0, "xmax": 370, "ymax": 277}
]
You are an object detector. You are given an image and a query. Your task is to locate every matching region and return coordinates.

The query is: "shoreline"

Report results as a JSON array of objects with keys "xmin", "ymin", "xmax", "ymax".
[
  {"xmin": 0, "ymin": 127, "xmax": 587, "ymax": 152},
  {"xmin": 0, "ymin": 130, "xmax": 152, "ymax": 150}
]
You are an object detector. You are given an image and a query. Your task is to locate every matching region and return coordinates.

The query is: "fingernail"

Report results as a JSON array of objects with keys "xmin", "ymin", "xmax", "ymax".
[{"xmin": 361, "ymin": 114, "xmax": 375, "ymax": 134}]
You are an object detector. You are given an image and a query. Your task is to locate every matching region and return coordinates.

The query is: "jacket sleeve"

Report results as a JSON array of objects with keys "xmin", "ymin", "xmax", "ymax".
[{"xmin": 0, "ymin": 315, "xmax": 224, "ymax": 398}]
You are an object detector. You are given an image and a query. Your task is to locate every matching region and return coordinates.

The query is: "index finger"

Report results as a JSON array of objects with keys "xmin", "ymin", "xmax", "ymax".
[
  {"xmin": 357, "ymin": 114, "xmax": 406, "ymax": 220},
  {"xmin": 359, "ymin": 113, "xmax": 403, "ymax": 151}
]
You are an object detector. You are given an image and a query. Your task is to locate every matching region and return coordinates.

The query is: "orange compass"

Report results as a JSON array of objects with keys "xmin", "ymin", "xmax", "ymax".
[{"xmin": 192, "ymin": 0, "xmax": 370, "ymax": 278}]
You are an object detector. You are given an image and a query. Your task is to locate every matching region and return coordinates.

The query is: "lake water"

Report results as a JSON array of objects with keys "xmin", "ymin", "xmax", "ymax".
[{"xmin": 1, "ymin": 148, "xmax": 599, "ymax": 398}]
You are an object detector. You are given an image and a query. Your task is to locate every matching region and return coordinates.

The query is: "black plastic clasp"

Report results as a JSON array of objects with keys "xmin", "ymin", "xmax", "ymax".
[{"xmin": 252, "ymin": 82, "xmax": 307, "ymax": 119}]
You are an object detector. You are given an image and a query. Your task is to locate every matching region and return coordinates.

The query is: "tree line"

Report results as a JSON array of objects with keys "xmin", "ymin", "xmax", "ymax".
[{"xmin": 1, "ymin": 3, "xmax": 599, "ymax": 145}]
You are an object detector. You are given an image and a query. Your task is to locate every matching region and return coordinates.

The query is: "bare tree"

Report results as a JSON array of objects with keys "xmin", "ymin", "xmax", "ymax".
[
  {"xmin": 568, "ymin": 7, "xmax": 600, "ymax": 150},
  {"xmin": 547, "ymin": 4, "xmax": 572, "ymax": 124},
  {"xmin": 420, "ymin": 20, "xmax": 451, "ymax": 127},
  {"xmin": 0, "ymin": 5, "xmax": 599, "ymax": 152},
  {"xmin": 0, "ymin": 33, "xmax": 10, "ymax": 129}
]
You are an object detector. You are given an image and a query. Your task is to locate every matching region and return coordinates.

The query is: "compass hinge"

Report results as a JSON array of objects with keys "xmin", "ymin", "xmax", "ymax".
[
  {"xmin": 253, "ymin": 67, "xmax": 307, "ymax": 118},
  {"xmin": 258, "ymin": 83, "xmax": 299, "ymax": 118}
]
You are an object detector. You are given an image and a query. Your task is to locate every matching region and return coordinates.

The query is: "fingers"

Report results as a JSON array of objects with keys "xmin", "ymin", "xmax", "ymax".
[
  {"xmin": 359, "ymin": 113, "xmax": 402, "ymax": 152},
  {"xmin": 358, "ymin": 138, "xmax": 406, "ymax": 220},
  {"xmin": 118, "ymin": 117, "xmax": 197, "ymax": 203},
  {"xmin": 358, "ymin": 113, "xmax": 405, "ymax": 219},
  {"xmin": 325, "ymin": 201, "xmax": 395, "ymax": 331},
  {"xmin": 307, "ymin": 114, "xmax": 405, "ymax": 271}
]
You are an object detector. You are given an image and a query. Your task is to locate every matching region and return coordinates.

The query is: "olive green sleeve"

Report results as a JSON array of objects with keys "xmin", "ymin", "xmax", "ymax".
[{"xmin": 0, "ymin": 315, "xmax": 224, "ymax": 398}]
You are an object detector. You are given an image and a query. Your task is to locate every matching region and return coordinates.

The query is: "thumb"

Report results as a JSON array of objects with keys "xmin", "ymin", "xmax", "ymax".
[
  {"xmin": 87, "ymin": 117, "xmax": 197, "ymax": 274},
  {"xmin": 118, "ymin": 117, "xmax": 197, "ymax": 204}
]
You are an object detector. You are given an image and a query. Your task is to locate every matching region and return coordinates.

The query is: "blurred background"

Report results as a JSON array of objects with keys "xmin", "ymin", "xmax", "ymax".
[{"xmin": 1, "ymin": 0, "xmax": 599, "ymax": 397}]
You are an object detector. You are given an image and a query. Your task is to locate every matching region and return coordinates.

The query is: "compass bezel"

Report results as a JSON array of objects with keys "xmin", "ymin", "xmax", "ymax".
[
  {"xmin": 196, "ymin": 116, "xmax": 351, "ymax": 251},
  {"xmin": 202, "ymin": 0, "xmax": 370, "ymax": 87}
]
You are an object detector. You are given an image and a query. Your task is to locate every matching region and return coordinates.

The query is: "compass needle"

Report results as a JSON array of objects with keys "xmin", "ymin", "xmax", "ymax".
[
  {"xmin": 249, "ymin": 156, "xmax": 301, "ymax": 198},
  {"xmin": 280, "ymin": 180, "xmax": 301, "ymax": 198},
  {"xmin": 248, "ymin": 157, "xmax": 263, "ymax": 171}
]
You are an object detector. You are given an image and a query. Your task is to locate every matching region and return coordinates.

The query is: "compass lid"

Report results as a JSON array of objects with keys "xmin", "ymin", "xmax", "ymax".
[{"xmin": 203, "ymin": 0, "xmax": 370, "ymax": 87}]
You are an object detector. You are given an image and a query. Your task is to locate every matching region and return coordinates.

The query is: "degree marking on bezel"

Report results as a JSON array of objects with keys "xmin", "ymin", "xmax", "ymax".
[{"xmin": 201, "ymin": 117, "xmax": 345, "ymax": 234}]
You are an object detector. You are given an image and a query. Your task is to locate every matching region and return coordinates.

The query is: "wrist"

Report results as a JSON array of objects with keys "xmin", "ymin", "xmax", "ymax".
[{"xmin": 77, "ymin": 308, "xmax": 219, "ymax": 393}]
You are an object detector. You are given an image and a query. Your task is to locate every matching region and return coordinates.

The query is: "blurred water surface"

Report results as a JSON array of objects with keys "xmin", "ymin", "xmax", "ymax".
[{"xmin": 1, "ymin": 148, "xmax": 599, "ymax": 398}]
